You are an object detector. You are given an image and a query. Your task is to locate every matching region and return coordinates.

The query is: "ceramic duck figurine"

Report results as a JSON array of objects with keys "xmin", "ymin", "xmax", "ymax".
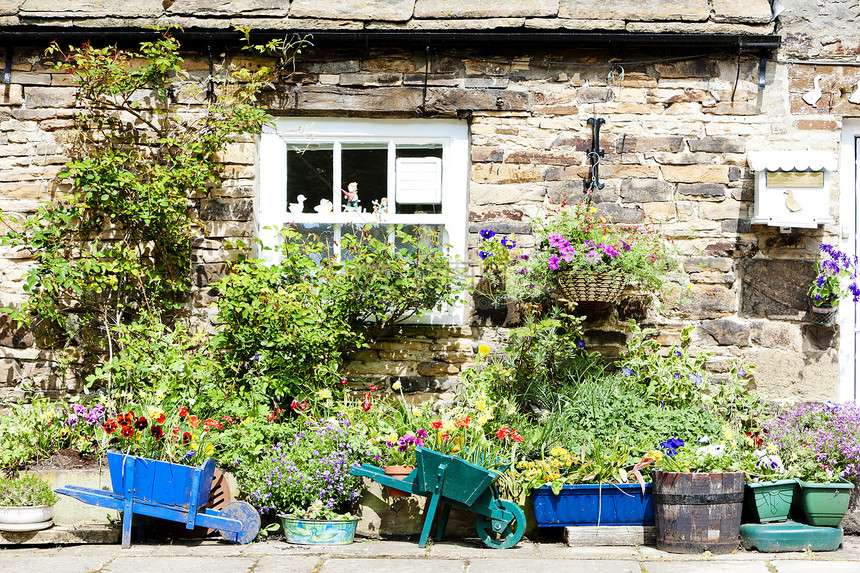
[
  {"xmin": 803, "ymin": 76, "xmax": 823, "ymax": 106},
  {"xmin": 784, "ymin": 190, "xmax": 802, "ymax": 213},
  {"xmin": 314, "ymin": 198, "xmax": 333, "ymax": 214},
  {"xmin": 849, "ymin": 83, "xmax": 860, "ymax": 105},
  {"xmin": 288, "ymin": 194, "xmax": 306, "ymax": 213}
]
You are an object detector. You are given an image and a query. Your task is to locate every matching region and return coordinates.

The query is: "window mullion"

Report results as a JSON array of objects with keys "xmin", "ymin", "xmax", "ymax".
[
  {"xmin": 333, "ymin": 140, "xmax": 342, "ymax": 213},
  {"xmin": 387, "ymin": 141, "xmax": 396, "ymax": 244}
]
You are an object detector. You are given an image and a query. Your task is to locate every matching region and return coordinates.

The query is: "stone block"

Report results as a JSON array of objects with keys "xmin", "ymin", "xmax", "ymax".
[
  {"xmin": 470, "ymin": 183, "xmax": 545, "ymax": 205},
  {"xmin": 339, "ymin": 72, "xmax": 402, "ymax": 86},
  {"xmin": 19, "ymin": 0, "xmax": 164, "ymax": 17},
  {"xmin": 597, "ymin": 203, "xmax": 644, "ymax": 224},
  {"xmin": 414, "ymin": 0, "xmax": 557, "ymax": 18},
  {"xmin": 699, "ymin": 199, "xmax": 744, "ymax": 220},
  {"xmin": 0, "ymin": 357, "xmax": 22, "ymax": 386},
  {"xmin": 0, "ymin": 314, "xmax": 33, "ymax": 349},
  {"xmin": 744, "ymin": 349, "xmax": 837, "ymax": 401},
  {"xmin": 425, "ymin": 87, "xmax": 528, "ymax": 113},
  {"xmin": 505, "ymin": 150, "xmax": 580, "ymax": 166},
  {"xmin": 559, "ymin": 0, "xmax": 709, "ymax": 21},
  {"xmin": 662, "ymin": 165, "xmax": 731, "ymax": 184},
  {"xmin": 679, "ymin": 284, "xmax": 735, "ymax": 319},
  {"xmin": 677, "ymin": 183, "xmax": 726, "ymax": 198},
  {"xmin": 751, "ymin": 321, "xmax": 802, "ymax": 351},
  {"xmin": 642, "ymin": 201, "xmax": 675, "ymax": 220},
  {"xmin": 654, "ymin": 59, "xmax": 719, "ymax": 78},
  {"xmin": 617, "ymin": 135, "xmax": 683, "ymax": 153},
  {"xmin": 0, "ymin": 84, "xmax": 23, "ymax": 106},
  {"xmin": 295, "ymin": 86, "xmax": 422, "ymax": 113},
  {"xmin": 687, "ymin": 136, "xmax": 746, "ymax": 153},
  {"xmin": 721, "ymin": 218, "xmax": 752, "ymax": 234},
  {"xmin": 803, "ymin": 323, "xmax": 838, "ymax": 351},
  {"xmin": 290, "ymin": 0, "xmax": 412, "ymax": 20},
  {"xmin": 23, "ymin": 86, "xmax": 78, "ymax": 108},
  {"xmin": 700, "ymin": 319, "xmax": 750, "ymax": 346},
  {"xmin": 712, "ymin": 0, "xmax": 771, "ymax": 24},
  {"xmin": 417, "ymin": 360, "xmax": 459, "ymax": 376},
  {"xmin": 472, "ymin": 163, "xmax": 546, "ymax": 184},
  {"xmin": 577, "ymin": 87, "xmax": 613, "ymax": 103},
  {"xmin": 471, "ymin": 147, "xmax": 504, "ymax": 162},
  {"xmin": 795, "ymin": 119, "xmax": 839, "ymax": 131},
  {"xmin": 741, "ymin": 259, "xmax": 815, "ymax": 318},
  {"xmin": 620, "ymin": 178, "xmax": 673, "ymax": 202},
  {"xmin": 168, "ymin": 0, "xmax": 288, "ymax": 16},
  {"xmin": 199, "ymin": 198, "xmax": 253, "ymax": 221},
  {"xmin": 704, "ymin": 102, "xmax": 759, "ymax": 115},
  {"xmin": 0, "ymin": 523, "xmax": 120, "ymax": 546}
]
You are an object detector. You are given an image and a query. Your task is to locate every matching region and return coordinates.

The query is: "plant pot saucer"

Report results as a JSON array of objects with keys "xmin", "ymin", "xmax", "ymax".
[{"xmin": 0, "ymin": 520, "xmax": 53, "ymax": 532}]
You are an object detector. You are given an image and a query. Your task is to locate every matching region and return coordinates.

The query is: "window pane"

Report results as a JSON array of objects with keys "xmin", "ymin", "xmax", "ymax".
[
  {"xmin": 394, "ymin": 225, "xmax": 444, "ymax": 254},
  {"xmin": 340, "ymin": 223, "xmax": 389, "ymax": 260},
  {"xmin": 290, "ymin": 223, "xmax": 335, "ymax": 263},
  {"xmin": 395, "ymin": 145, "xmax": 443, "ymax": 215},
  {"xmin": 341, "ymin": 145, "xmax": 387, "ymax": 214},
  {"xmin": 287, "ymin": 145, "xmax": 333, "ymax": 214}
]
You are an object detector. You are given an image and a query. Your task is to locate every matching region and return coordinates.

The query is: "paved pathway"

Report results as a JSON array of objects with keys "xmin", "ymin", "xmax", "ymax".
[{"xmin": 2, "ymin": 537, "xmax": 859, "ymax": 573}]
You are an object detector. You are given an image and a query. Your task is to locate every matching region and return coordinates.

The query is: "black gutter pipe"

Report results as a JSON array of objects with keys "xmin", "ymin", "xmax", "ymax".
[{"xmin": 0, "ymin": 26, "xmax": 781, "ymax": 52}]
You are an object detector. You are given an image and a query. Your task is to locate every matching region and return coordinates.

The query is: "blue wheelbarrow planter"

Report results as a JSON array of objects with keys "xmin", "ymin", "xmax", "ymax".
[
  {"xmin": 350, "ymin": 446, "xmax": 526, "ymax": 549},
  {"xmin": 56, "ymin": 451, "xmax": 260, "ymax": 548}
]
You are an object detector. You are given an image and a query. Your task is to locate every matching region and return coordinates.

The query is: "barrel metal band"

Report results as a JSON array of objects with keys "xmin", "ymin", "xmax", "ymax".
[{"xmin": 653, "ymin": 492, "xmax": 745, "ymax": 505}]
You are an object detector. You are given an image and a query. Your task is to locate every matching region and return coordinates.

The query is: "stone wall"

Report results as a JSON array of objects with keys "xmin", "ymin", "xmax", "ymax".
[{"xmin": 2, "ymin": 0, "xmax": 860, "ymax": 402}]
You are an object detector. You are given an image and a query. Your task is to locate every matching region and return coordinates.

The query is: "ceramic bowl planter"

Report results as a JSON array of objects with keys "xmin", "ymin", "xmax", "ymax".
[
  {"xmin": 795, "ymin": 479, "xmax": 855, "ymax": 526},
  {"xmin": 532, "ymin": 483, "xmax": 654, "ymax": 527},
  {"xmin": 0, "ymin": 504, "xmax": 54, "ymax": 532},
  {"xmin": 744, "ymin": 479, "xmax": 796, "ymax": 523},
  {"xmin": 279, "ymin": 516, "xmax": 359, "ymax": 545}
]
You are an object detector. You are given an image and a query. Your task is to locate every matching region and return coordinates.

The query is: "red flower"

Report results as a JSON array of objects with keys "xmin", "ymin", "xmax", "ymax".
[
  {"xmin": 205, "ymin": 418, "xmax": 218, "ymax": 428},
  {"xmin": 300, "ymin": 401, "xmax": 308, "ymax": 411},
  {"xmin": 361, "ymin": 401, "xmax": 371, "ymax": 412},
  {"xmin": 182, "ymin": 432, "xmax": 192, "ymax": 445},
  {"xmin": 341, "ymin": 378, "xmax": 348, "ymax": 386},
  {"xmin": 178, "ymin": 406, "xmax": 188, "ymax": 418},
  {"xmin": 267, "ymin": 411, "xmax": 277, "ymax": 421},
  {"xmin": 121, "ymin": 425, "xmax": 134, "ymax": 438},
  {"xmin": 188, "ymin": 415, "xmax": 200, "ymax": 429},
  {"xmin": 222, "ymin": 416, "xmax": 233, "ymax": 424},
  {"xmin": 495, "ymin": 426, "xmax": 512, "ymax": 440},
  {"xmin": 134, "ymin": 416, "xmax": 148, "ymax": 430},
  {"xmin": 172, "ymin": 426, "xmax": 180, "ymax": 435},
  {"xmin": 369, "ymin": 384, "xmax": 377, "ymax": 391},
  {"xmin": 103, "ymin": 420, "xmax": 118, "ymax": 434},
  {"xmin": 454, "ymin": 416, "xmax": 471, "ymax": 428},
  {"xmin": 431, "ymin": 420, "xmax": 443, "ymax": 430},
  {"xmin": 156, "ymin": 413, "xmax": 166, "ymax": 424},
  {"xmin": 510, "ymin": 432, "xmax": 524, "ymax": 443},
  {"xmin": 150, "ymin": 425, "xmax": 164, "ymax": 440},
  {"xmin": 440, "ymin": 433, "xmax": 451, "ymax": 441},
  {"xmin": 290, "ymin": 399, "xmax": 299, "ymax": 411}
]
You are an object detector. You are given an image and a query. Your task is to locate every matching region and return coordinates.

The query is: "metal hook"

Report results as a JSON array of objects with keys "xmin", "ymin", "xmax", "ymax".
[{"xmin": 607, "ymin": 64, "xmax": 624, "ymax": 86}]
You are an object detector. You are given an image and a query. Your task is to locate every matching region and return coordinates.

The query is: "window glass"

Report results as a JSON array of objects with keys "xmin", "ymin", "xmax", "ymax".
[
  {"xmin": 340, "ymin": 145, "xmax": 388, "ymax": 214},
  {"xmin": 287, "ymin": 145, "xmax": 332, "ymax": 214}
]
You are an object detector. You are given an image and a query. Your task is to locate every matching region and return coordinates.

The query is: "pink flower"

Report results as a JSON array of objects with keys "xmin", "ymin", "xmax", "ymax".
[
  {"xmin": 548, "ymin": 255, "xmax": 561, "ymax": 270},
  {"xmin": 586, "ymin": 250, "xmax": 601, "ymax": 263}
]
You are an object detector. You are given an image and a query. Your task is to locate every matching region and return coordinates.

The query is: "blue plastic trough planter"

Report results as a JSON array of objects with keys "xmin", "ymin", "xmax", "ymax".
[{"xmin": 532, "ymin": 483, "xmax": 654, "ymax": 527}]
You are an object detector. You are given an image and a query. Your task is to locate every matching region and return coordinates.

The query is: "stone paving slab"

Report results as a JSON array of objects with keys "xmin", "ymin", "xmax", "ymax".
[
  {"xmin": 0, "ymin": 555, "xmax": 113, "ymax": 573},
  {"xmin": 100, "ymin": 555, "xmax": 258, "ymax": 573},
  {"xmin": 772, "ymin": 561, "xmax": 860, "ymax": 573},
  {"xmin": 252, "ymin": 555, "xmax": 323, "ymax": 573},
  {"xmin": 467, "ymin": 558, "xmax": 641, "ymax": 573},
  {"xmin": 642, "ymin": 561, "xmax": 772, "ymax": 573},
  {"xmin": 320, "ymin": 557, "xmax": 466, "ymax": 573}
]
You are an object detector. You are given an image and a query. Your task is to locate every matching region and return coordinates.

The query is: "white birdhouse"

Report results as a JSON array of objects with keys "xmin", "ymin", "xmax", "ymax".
[{"xmin": 748, "ymin": 151, "xmax": 836, "ymax": 230}]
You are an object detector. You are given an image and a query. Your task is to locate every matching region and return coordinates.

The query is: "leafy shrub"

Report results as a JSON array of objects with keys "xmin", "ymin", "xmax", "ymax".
[{"xmin": 0, "ymin": 475, "xmax": 58, "ymax": 507}]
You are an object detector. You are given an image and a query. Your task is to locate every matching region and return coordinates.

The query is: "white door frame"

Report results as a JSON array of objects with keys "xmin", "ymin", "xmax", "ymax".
[{"xmin": 838, "ymin": 119, "xmax": 860, "ymax": 402}]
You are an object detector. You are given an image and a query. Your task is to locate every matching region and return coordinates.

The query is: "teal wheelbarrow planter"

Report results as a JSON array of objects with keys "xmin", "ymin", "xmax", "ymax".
[
  {"xmin": 350, "ymin": 446, "xmax": 526, "ymax": 549},
  {"xmin": 56, "ymin": 451, "xmax": 260, "ymax": 548}
]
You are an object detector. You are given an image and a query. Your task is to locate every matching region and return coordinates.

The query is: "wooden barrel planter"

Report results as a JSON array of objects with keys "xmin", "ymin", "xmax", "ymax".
[{"xmin": 653, "ymin": 470, "xmax": 745, "ymax": 554}]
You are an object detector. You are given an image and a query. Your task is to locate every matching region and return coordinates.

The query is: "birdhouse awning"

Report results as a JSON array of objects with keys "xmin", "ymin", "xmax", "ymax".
[{"xmin": 748, "ymin": 151, "xmax": 837, "ymax": 172}]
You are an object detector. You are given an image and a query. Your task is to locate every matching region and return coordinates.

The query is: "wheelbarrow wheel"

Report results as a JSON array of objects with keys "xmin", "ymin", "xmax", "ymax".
[
  {"xmin": 475, "ymin": 499, "xmax": 526, "ymax": 549},
  {"xmin": 219, "ymin": 501, "xmax": 261, "ymax": 544}
]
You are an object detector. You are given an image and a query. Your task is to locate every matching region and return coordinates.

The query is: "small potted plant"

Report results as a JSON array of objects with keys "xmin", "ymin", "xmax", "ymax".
[
  {"xmin": 741, "ymin": 434, "xmax": 798, "ymax": 524},
  {"xmin": 807, "ymin": 243, "xmax": 860, "ymax": 326},
  {"xmin": 240, "ymin": 417, "xmax": 372, "ymax": 545},
  {"xmin": 0, "ymin": 475, "xmax": 59, "ymax": 532}
]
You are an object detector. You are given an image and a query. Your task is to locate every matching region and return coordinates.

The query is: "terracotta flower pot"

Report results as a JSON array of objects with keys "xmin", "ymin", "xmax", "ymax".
[{"xmin": 384, "ymin": 465, "xmax": 414, "ymax": 498}]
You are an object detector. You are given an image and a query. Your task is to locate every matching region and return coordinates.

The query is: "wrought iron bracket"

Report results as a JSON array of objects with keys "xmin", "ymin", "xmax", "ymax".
[{"xmin": 586, "ymin": 116, "xmax": 606, "ymax": 197}]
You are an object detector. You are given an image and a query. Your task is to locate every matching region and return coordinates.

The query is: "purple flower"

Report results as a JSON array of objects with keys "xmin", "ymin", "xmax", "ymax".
[
  {"xmin": 73, "ymin": 404, "xmax": 87, "ymax": 416},
  {"xmin": 66, "ymin": 414, "xmax": 79, "ymax": 427},
  {"xmin": 690, "ymin": 373, "xmax": 703, "ymax": 386},
  {"xmin": 519, "ymin": 254, "xmax": 530, "ymax": 261},
  {"xmin": 500, "ymin": 237, "xmax": 516, "ymax": 249},
  {"xmin": 622, "ymin": 367, "xmax": 634, "ymax": 377},
  {"xmin": 548, "ymin": 255, "xmax": 561, "ymax": 270},
  {"xmin": 660, "ymin": 438, "xmax": 685, "ymax": 457},
  {"xmin": 586, "ymin": 250, "xmax": 601, "ymax": 263},
  {"xmin": 416, "ymin": 429, "xmax": 428, "ymax": 440},
  {"xmin": 576, "ymin": 340, "xmax": 585, "ymax": 348},
  {"xmin": 622, "ymin": 240, "xmax": 631, "ymax": 251},
  {"xmin": 602, "ymin": 243, "xmax": 620, "ymax": 259},
  {"xmin": 479, "ymin": 250, "xmax": 491, "ymax": 260},
  {"xmin": 480, "ymin": 229, "xmax": 496, "ymax": 240},
  {"xmin": 548, "ymin": 233, "xmax": 565, "ymax": 247}
]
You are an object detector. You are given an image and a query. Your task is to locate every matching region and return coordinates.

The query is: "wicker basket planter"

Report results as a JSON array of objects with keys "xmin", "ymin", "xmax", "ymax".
[
  {"xmin": 557, "ymin": 272, "xmax": 626, "ymax": 310},
  {"xmin": 809, "ymin": 304, "xmax": 837, "ymax": 327}
]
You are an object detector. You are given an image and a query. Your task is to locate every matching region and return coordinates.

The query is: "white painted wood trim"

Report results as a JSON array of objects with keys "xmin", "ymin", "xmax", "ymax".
[{"xmin": 838, "ymin": 119, "xmax": 860, "ymax": 402}]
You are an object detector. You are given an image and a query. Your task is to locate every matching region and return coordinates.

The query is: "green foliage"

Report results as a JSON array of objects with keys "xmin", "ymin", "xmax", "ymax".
[
  {"xmin": 615, "ymin": 320, "xmax": 709, "ymax": 407},
  {"xmin": 214, "ymin": 226, "xmax": 462, "ymax": 401},
  {"xmin": 0, "ymin": 31, "xmax": 294, "ymax": 381},
  {"xmin": 477, "ymin": 309, "xmax": 601, "ymax": 413},
  {"xmin": 0, "ymin": 475, "xmax": 59, "ymax": 507}
]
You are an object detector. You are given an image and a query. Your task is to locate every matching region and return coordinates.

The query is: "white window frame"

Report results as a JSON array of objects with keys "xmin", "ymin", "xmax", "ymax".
[{"xmin": 257, "ymin": 117, "xmax": 470, "ymax": 325}]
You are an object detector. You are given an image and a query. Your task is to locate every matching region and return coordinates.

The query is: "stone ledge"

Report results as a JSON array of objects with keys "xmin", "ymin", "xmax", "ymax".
[{"xmin": 0, "ymin": 523, "xmax": 120, "ymax": 545}]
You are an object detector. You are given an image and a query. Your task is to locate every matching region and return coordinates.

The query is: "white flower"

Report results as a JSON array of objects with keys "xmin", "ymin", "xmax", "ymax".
[{"xmin": 696, "ymin": 444, "xmax": 725, "ymax": 458}]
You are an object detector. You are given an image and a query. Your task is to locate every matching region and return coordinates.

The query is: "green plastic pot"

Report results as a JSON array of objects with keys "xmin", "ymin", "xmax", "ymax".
[
  {"xmin": 744, "ymin": 479, "xmax": 796, "ymax": 523},
  {"xmin": 795, "ymin": 478, "xmax": 855, "ymax": 527}
]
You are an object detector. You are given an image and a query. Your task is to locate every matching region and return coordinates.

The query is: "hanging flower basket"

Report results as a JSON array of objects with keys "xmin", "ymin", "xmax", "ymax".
[
  {"xmin": 557, "ymin": 272, "xmax": 625, "ymax": 309},
  {"xmin": 808, "ymin": 304, "xmax": 837, "ymax": 327}
]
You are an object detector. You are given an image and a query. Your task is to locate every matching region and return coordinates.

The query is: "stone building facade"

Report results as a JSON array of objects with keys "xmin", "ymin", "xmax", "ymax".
[{"xmin": 1, "ymin": 0, "xmax": 859, "ymax": 403}]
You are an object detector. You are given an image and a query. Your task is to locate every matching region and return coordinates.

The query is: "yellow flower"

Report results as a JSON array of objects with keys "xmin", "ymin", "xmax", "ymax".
[
  {"xmin": 476, "ymin": 400, "xmax": 487, "ymax": 412},
  {"xmin": 767, "ymin": 443, "xmax": 778, "ymax": 454},
  {"xmin": 318, "ymin": 388, "xmax": 332, "ymax": 400},
  {"xmin": 392, "ymin": 381, "xmax": 402, "ymax": 391},
  {"xmin": 387, "ymin": 433, "xmax": 399, "ymax": 443},
  {"xmin": 687, "ymin": 283, "xmax": 695, "ymax": 291},
  {"xmin": 477, "ymin": 344, "xmax": 491, "ymax": 356},
  {"xmin": 550, "ymin": 446, "xmax": 569, "ymax": 458},
  {"xmin": 148, "ymin": 406, "xmax": 164, "ymax": 419}
]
